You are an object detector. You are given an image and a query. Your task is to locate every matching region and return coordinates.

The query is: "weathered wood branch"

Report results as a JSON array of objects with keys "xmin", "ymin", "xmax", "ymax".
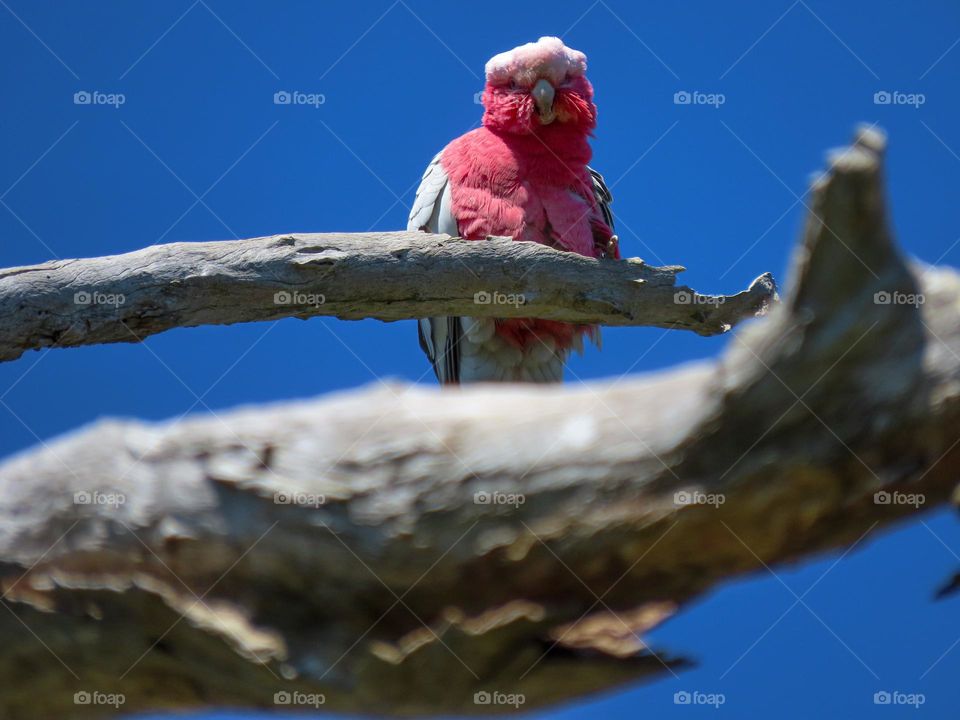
[
  {"xmin": 0, "ymin": 231, "xmax": 776, "ymax": 363},
  {"xmin": 0, "ymin": 126, "xmax": 957, "ymax": 719}
]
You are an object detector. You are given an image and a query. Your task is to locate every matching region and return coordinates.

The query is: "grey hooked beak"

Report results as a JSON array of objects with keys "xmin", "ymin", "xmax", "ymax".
[{"xmin": 531, "ymin": 78, "xmax": 556, "ymax": 124}]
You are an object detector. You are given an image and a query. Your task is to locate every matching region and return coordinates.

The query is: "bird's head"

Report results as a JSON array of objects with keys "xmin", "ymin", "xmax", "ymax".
[{"xmin": 480, "ymin": 37, "xmax": 597, "ymax": 135}]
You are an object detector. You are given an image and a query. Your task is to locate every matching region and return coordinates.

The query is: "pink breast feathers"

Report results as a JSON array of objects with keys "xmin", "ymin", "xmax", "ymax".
[{"xmin": 441, "ymin": 127, "xmax": 604, "ymax": 352}]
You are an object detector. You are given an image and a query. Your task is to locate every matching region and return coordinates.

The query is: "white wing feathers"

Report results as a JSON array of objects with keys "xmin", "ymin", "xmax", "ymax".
[
  {"xmin": 407, "ymin": 153, "xmax": 462, "ymax": 384},
  {"xmin": 407, "ymin": 151, "xmax": 449, "ymax": 235}
]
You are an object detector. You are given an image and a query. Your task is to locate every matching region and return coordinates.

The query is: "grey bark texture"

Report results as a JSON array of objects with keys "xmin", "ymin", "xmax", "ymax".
[
  {"xmin": 0, "ymin": 232, "xmax": 776, "ymax": 363},
  {"xmin": 0, "ymin": 126, "xmax": 957, "ymax": 718}
]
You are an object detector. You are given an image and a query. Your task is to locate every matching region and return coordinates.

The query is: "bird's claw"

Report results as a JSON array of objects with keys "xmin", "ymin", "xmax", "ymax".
[{"xmin": 600, "ymin": 234, "xmax": 619, "ymax": 259}]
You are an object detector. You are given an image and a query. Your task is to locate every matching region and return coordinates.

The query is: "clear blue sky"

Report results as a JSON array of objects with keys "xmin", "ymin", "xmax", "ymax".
[{"xmin": 1, "ymin": 1, "xmax": 959, "ymax": 718}]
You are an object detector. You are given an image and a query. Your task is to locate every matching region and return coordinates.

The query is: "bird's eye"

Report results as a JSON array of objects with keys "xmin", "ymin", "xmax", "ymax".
[{"xmin": 508, "ymin": 79, "xmax": 520, "ymax": 91}]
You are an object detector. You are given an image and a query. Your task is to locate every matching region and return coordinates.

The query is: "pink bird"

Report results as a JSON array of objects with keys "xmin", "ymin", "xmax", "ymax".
[{"xmin": 408, "ymin": 36, "xmax": 618, "ymax": 383}]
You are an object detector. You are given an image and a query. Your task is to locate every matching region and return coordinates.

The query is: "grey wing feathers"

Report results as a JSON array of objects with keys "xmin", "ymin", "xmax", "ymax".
[
  {"xmin": 408, "ymin": 151, "xmax": 462, "ymax": 384},
  {"xmin": 407, "ymin": 151, "xmax": 447, "ymax": 233},
  {"xmin": 417, "ymin": 316, "xmax": 461, "ymax": 384},
  {"xmin": 588, "ymin": 166, "xmax": 615, "ymax": 231}
]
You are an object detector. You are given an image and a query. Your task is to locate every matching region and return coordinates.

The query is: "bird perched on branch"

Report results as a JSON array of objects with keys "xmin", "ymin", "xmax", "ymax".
[{"xmin": 408, "ymin": 36, "xmax": 618, "ymax": 384}]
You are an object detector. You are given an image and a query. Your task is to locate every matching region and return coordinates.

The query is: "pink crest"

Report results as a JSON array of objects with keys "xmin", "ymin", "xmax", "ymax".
[{"xmin": 485, "ymin": 36, "xmax": 587, "ymax": 87}]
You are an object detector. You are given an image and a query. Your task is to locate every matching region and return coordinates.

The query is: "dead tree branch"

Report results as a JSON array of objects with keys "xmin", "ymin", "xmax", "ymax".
[
  {"xmin": 0, "ymin": 127, "xmax": 957, "ymax": 719},
  {"xmin": 0, "ymin": 231, "xmax": 775, "ymax": 363}
]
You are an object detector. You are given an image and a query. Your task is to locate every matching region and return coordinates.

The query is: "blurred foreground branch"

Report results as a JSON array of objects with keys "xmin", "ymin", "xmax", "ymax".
[{"xmin": 0, "ymin": 127, "xmax": 958, "ymax": 718}]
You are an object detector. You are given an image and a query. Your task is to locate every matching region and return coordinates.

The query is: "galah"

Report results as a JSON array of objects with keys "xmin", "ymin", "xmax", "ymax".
[{"xmin": 408, "ymin": 36, "xmax": 618, "ymax": 383}]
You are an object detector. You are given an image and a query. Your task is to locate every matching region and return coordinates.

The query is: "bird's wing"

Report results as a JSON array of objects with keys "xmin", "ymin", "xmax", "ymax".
[
  {"xmin": 408, "ymin": 152, "xmax": 462, "ymax": 384},
  {"xmin": 587, "ymin": 166, "xmax": 614, "ymax": 231},
  {"xmin": 408, "ymin": 151, "xmax": 448, "ymax": 234}
]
